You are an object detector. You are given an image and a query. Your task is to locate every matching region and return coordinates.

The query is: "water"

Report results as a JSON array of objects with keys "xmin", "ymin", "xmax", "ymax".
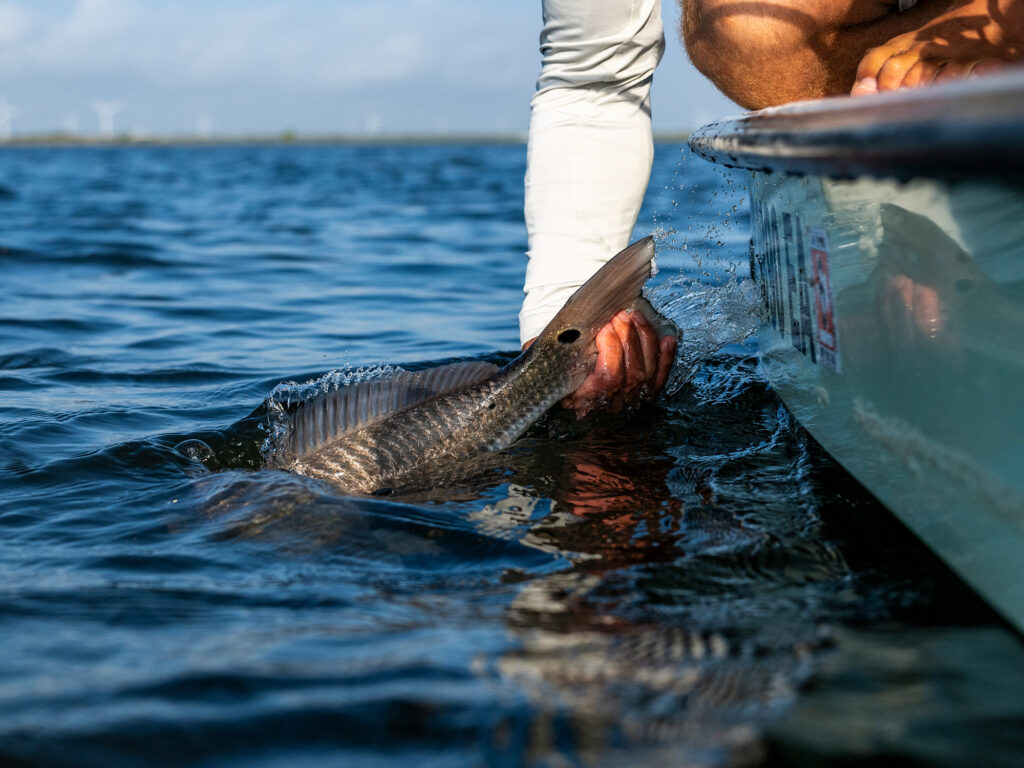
[{"xmin": 1, "ymin": 143, "xmax": 1022, "ymax": 767}]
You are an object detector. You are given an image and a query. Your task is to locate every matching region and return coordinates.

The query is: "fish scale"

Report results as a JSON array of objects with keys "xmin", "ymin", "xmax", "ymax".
[{"xmin": 284, "ymin": 238, "xmax": 673, "ymax": 495}]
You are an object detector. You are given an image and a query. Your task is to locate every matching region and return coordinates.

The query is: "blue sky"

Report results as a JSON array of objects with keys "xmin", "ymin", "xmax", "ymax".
[{"xmin": 0, "ymin": 0, "xmax": 737, "ymax": 136}]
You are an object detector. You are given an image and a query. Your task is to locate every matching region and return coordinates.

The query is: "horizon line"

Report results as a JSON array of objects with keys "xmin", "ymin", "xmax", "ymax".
[{"xmin": 0, "ymin": 129, "xmax": 693, "ymax": 147}]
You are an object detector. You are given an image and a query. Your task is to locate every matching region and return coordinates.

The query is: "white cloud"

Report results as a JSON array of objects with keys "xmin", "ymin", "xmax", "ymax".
[
  {"xmin": 0, "ymin": 0, "xmax": 731, "ymax": 134},
  {"xmin": 0, "ymin": 0, "xmax": 517, "ymax": 89},
  {"xmin": 0, "ymin": 3, "xmax": 32, "ymax": 45}
]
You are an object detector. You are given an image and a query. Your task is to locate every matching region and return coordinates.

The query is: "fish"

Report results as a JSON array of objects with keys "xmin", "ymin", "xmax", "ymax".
[{"xmin": 279, "ymin": 236, "xmax": 673, "ymax": 495}]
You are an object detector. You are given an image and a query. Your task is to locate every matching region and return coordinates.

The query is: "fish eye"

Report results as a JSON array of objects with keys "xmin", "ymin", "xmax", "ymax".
[{"xmin": 557, "ymin": 328, "xmax": 581, "ymax": 344}]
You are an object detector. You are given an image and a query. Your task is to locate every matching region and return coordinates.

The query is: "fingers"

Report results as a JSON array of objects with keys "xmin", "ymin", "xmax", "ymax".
[
  {"xmin": 885, "ymin": 274, "xmax": 916, "ymax": 346},
  {"xmin": 851, "ymin": 76, "xmax": 878, "ymax": 97},
  {"xmin": 882, "ymin": 274, "xmax": 945, "ymax": 344},
  {"xmin": 854, "ymin": 42, "xmax": 902, "ymax": 94},
  {"xmin": 652, "ymin": 335, "xmax": 677, "ymax": 394},
  {"xmin": 971, "ymin": 59, "xmax": 1009, "ymax": 77},
  {"xmin": 913, "ymin": 283, "xmax": 943, "ymax": 338},
  {"xmin": 561, "ymin": 309, "xmax": 678, "ymax": 420},
  {"xmin": 855, "ymin": 41, "xmax": 940, "ymax": 94},
  {"xmin": 854, "ymin": 53, "xmax": 981, "ymax": 94},
  {"xmin": 874, "ymin": 48, "xmax": 923, "ymax": 92},
  {"xmin": 631, "ymin": 311, "xmax": 659, "ymax": 382},
  {"xmin": 901, "ymin": 58, "xmax": 942, "ymax": 89},
  {"xmin": 612, "ymin": 311, "xmax": 646, "ymax": 401},
  {"xmin": 853, "ymin": 30, "xmax": 1010, "ymax": 96},
  {"xmin": 934, "ymin": 59, "xmax": 977, "ymax": 83},
  {"xmin": 627, "ymin": 309, "xmax": 677, "ymax": 399},
  {"xmin": 562, "ymin": 323, "xmax": 623, "ymax": 419}
]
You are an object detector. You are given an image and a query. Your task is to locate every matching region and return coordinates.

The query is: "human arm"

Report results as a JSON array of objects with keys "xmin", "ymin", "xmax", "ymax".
[{"xmin": 521, "ymin": 0, "xmax": 675, "ymax": 418}]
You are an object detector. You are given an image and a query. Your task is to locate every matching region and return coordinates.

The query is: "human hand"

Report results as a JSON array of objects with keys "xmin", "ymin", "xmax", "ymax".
[
  {"xmin": 561, "ymin": 309, "xmax": 676, "ymax": 420},
  {"xmin": 850, "ymin": 0, "xmax": 1022, "ymax": 96}
]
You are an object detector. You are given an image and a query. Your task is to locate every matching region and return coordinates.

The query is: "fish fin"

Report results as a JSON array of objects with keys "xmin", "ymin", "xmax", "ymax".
[
  {"xmin": 291, "ymin": 360, "xmax": 499, "ymax": 457},
  {"xmin": 628, "ymin": 296, "xmax": 681, "ymax": 340},
  {"xmin": 534, "ymin": 237, "xmax": 656, "ymax": 345}
]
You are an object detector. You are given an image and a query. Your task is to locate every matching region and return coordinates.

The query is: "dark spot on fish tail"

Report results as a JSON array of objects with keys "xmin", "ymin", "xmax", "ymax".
[
  {"xmin": 557, "ymin": 328, "xmax": 580, "ymax": 344},
  {"xmin": 371, "ymin": 487, "xmax": 394, "ymax": 497}
]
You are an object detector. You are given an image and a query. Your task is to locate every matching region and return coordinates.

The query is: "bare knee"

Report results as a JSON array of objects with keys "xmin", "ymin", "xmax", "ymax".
[{"xmin": 681, "ymin": 0, "xmax": 897, "ymax": 109}]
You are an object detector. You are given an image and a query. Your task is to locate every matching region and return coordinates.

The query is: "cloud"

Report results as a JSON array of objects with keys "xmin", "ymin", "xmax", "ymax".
[
  {"xmin": 0, "ymin": 0, "xmax": 732, "ymax": 134},
  {"xmin": 0, "ymin": 0, "xmax": 530, "ymax": 90},
  {"xmin": 0, "ymin": 3, "xmax": 32, "ymax": 45}
]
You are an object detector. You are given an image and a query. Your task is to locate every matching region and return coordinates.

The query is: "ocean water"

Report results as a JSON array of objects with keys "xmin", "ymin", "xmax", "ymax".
[{"xmin": 1, "ymin": 143, "xmax": 1022, "ymax": 767}]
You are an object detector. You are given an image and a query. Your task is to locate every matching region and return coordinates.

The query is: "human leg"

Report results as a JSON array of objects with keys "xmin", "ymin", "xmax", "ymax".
[
  {"xmin": 680, "ymin": 0, "xmax": 1021, "ymax": 108},
  {"xmin": 681, "ymin": 0, "xmax": 936, "ymax": 108}
]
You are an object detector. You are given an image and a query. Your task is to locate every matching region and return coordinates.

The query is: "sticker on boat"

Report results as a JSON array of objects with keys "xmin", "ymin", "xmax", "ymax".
[
  {"xmin": 752, "ymin": 205, "xmax": 841, "ymax": 373},
  {"xmin": 808, "ymin": 228, "xmax": 840, "ymax": 373}
]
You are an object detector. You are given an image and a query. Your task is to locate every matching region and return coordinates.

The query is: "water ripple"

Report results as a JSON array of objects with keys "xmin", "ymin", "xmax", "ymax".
[{"xmin": 0, "ymin": 143, "xmax": 1016, "ymax": 768}]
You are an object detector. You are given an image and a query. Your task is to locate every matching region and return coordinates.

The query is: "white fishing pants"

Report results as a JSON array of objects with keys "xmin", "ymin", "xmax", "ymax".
[{"xmin": 519, "ymin": 0, "xmax": 664, "ymax": 346}]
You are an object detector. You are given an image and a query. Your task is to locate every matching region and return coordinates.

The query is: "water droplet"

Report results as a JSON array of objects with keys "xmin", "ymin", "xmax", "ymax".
[{"xmin": 174, "ymin": 439, "xmax": 219, "ymax": 469}]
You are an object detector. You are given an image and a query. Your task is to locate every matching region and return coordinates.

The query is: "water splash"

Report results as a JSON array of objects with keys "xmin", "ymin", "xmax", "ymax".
[
  {"xmin": 258, "ymin": 364, "xmax": 404, "ymax": 459},
  {"xmin": 645, "ymin": 153, "xmax": 764, "ymax": 393},
  {"xmin": 650, "ymin": 278, "xmax": 764, "ymax": 392}
]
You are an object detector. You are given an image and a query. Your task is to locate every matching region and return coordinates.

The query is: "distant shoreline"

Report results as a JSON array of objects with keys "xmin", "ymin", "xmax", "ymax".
[{"xmin": 0, "ymin": 131, "xmax": 691, "ymax": 147}]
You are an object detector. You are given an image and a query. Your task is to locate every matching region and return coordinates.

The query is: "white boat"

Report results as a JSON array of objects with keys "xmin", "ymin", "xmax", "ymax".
[{"xmin": 689, "ymin": 70, "xmax": 1024, "ymax": 632}]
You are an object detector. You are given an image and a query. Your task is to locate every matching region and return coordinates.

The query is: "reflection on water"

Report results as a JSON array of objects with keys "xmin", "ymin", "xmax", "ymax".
[
  {"xmin": 0, "ymin": 144, "xmax": 1021, "ymax": 767},
  {"xmin": 184, "ymin": 351, "xmax": 846, "ymax": 766}
]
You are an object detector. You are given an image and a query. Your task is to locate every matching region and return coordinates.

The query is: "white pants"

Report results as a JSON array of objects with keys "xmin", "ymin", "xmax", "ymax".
[{"xmin": 519, "ymin": 0, "xmax": 665, "ymax": 346}]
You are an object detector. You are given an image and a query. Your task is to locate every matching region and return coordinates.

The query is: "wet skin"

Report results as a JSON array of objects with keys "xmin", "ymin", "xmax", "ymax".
[{"xmin": 525, "ymin": 309, "xmax": 677, "ymax": 420}]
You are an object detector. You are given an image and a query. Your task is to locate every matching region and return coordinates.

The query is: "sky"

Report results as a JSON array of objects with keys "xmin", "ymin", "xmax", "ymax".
[{"xmin": 0, "ymin": 0, "xmax": 738, "ymax": 137}]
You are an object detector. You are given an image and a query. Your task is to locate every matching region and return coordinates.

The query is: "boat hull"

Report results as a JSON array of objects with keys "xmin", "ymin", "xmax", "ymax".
[{"xmin": 690, "ymin": 71, "xmax": 1024, "ymax": 632}]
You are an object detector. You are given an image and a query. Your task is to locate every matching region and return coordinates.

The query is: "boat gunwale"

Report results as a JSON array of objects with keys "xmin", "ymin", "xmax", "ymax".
[{"xmin": 688, "ymin": 70, "xmax": 1024, "ymax": 181}]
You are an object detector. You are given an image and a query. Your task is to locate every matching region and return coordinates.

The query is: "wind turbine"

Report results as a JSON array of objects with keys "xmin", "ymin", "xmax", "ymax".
[
  {"xmin": 62, "ymin": 113, "xmax": 80, "ymax": 135},
  {"xmin": 0, "ymin": 97, "xmax": 19, "ymax": 141},
  {"xmin": 91, "ymin": 99, "xmax": 123, "ymax": 137},
  {"xmin": 195, "ymin": 111, "xmax": 213, "ymax": 137},
  {"xmin": 364, "ymin": 111, "xmax": 382, "ymax": 135}
]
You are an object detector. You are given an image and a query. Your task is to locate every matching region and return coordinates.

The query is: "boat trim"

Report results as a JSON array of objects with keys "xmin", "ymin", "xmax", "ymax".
[{"xmin": 688, "ymin": 70, "xmax": 1024, "ymax": 181}]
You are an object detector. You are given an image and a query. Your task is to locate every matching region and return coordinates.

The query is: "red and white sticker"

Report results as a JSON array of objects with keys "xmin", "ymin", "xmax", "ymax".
[{"xmin": 809, "ymin": 228, "xmax": 840, "ymax": 373}]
